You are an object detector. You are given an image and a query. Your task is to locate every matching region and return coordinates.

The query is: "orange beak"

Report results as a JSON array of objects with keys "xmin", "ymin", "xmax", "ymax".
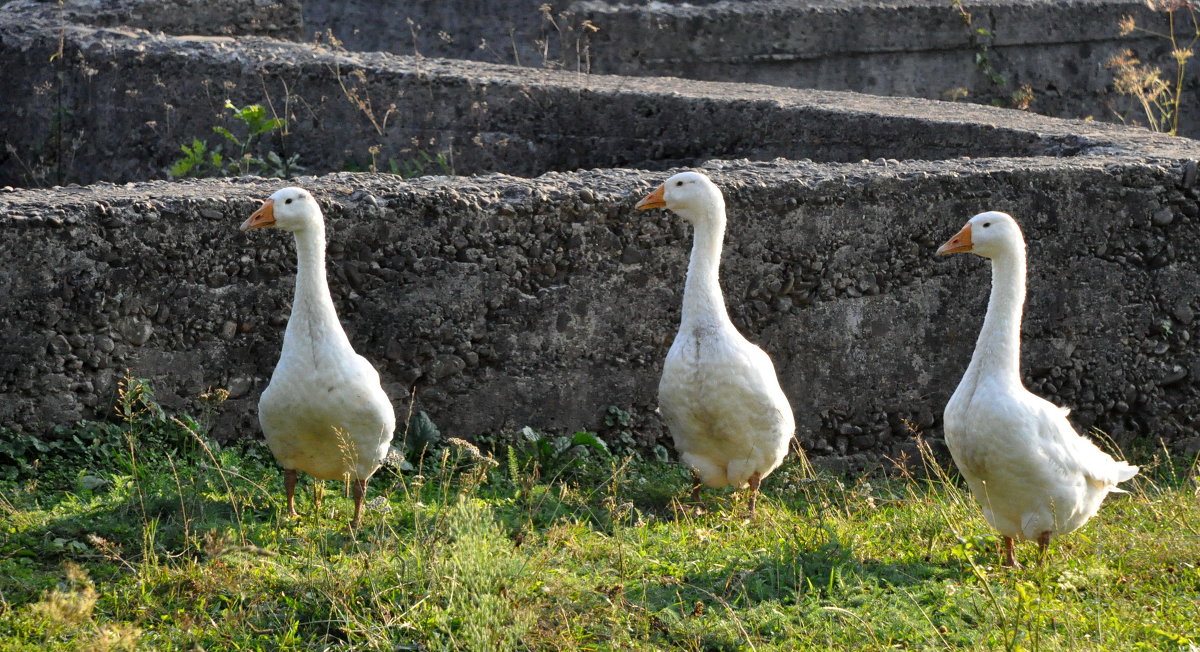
[
  {"xmin": 937, "ymin": 223, "xmax": 973, "ymax": 255},
  {"xmin": 240, "ymin": 199, "xmax": 276, "ymax": 231},
  {"xmin": 634, "ymin": 184, "xmax": 666, "ymax": 211}
]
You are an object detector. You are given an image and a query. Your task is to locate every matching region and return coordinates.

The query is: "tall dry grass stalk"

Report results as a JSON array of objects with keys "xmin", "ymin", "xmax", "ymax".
[{"xmin": 1110, "ymin": 3, "xmax": 1200, "ymax": 134}]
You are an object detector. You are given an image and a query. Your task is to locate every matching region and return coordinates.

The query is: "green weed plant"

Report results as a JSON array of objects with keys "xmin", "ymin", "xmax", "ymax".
[{"xmin": 168, "ymin": 101, "xmax": 304, "ymax": 179}]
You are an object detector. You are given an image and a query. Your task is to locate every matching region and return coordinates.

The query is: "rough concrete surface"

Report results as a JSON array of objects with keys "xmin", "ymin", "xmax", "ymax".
[
  {"xmin": 302, "ymin": 0, "xmax": 1198, "ymax": 136},
  {"xmin": 2, "ymin": 0, "xmax": 1200, "ymax": 470},
  {"xmin": 0, "ymin": 0, "xmax": 1193, "ymax": 187},
  {"xmin": 4, "ymin": 154, "xmax": 1200, "ymax": 470},
  {"xmin": 66, "ymin": 0, "xmax": 300, "ymax": 38}
]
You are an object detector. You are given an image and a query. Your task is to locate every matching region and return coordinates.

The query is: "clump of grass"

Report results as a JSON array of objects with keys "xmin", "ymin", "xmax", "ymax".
[
  {"xmin": 536, "ymin": 3, "xmax": 600, "ymax": 75},
  {"xmin": 20, "ymin": 563, "xmax": 140, "ymax": 650}
]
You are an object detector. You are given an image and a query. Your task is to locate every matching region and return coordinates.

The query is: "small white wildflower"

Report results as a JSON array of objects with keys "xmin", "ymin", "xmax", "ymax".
[
  {"xmin": 448, "ymin": 437, "xmax": 481, "ymax": 457},
  {"xmin": 366, "ymin": 496, "xmax": 391, "ymax": 514},
  {"xmin": 384, "ymin": 447, "xmax": 406, "ymax": 467}
]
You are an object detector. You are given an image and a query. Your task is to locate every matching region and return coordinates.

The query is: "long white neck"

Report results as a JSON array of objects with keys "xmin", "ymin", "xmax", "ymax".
[
  {"xmin": 282, "ymin": 222, "xmax": 353, "ymax": 355},
  {"xmin": 962, "ymin": 245, "xmax": 1026, "ymax": 387},
  {"xmin": 679, "ymin": 199, "xmax": 733, "ymax": 330}
]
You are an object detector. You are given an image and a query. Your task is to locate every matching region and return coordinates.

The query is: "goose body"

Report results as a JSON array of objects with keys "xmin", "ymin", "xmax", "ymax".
[
  {"xmin": 938, "ymin": 211, "xmax": 1137, "ymax": 564},
  {"xmin": 658, "ymin": 323, "xmax": 794, "ymax": 493},
  {"xmin": 241, "ymin": 187, "xmax": 395, "ymax": 527},
  {"xmin": 635, "ymin": 172, "xmax": 794, "ymax": 511}
]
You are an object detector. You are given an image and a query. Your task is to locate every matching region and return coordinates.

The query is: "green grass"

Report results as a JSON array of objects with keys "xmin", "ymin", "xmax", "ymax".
[{"xmin": 1, "ymin": 387, "xmax": 1198, "ymax": 650}]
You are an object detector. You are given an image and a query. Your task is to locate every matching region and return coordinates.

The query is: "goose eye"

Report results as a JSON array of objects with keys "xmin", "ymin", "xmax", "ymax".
[
  {"xmin": 675, "ymin": 181, "xmax": 683, "ymax": 187},
  {"xmin": 982, "ymin": 222, "xmax": 991, "ymax": 228},
  {"xmin": 285, "ymin": 198, "xmax": 293, "ymax": 205}
]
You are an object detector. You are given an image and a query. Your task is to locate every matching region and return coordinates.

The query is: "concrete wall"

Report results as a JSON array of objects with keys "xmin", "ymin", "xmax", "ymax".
[
  {"xmin": 3, "ymin": 0, "xmax": 1195, "ymax": 189},
  {"xmin": 43, "ymin": 0, "xmax": 302, "ymax": 38},
  {"xmin": 0, "ymin": 0, "xmax": 1189, "ymax": 188},
  {"xmin": 301, "ymin": 0, "xmax": 1199, "ymax": 137},
  {"xmin": 3, "ymin": 0, "xmax": 1200, "ymax": 470},
  {"xmin": 4, "ymin": 155, "xmax": 1200, "ymax": 470}
]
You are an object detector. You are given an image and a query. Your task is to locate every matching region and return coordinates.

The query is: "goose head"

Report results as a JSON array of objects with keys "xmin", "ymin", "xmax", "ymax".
[
  {"xmin": 634, "ymin": 171, "xmax": 723, "ymax": 223},
  {"xmin": 241, "ymin": 187, "xmax": 323, "ymax": 233},
  {"xmin": 937, "ymin": 211, "xmax": 1023, "ymax": 259}
]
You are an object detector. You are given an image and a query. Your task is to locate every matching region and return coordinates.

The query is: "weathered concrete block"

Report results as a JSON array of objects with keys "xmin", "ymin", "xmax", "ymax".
[
  {"xmin": 2, "ymin": 0, "xmax": 1199, "ymax": 471},
  {"xmin": 300, "ymin": 0, "xmax": 1197, "ymax": 135},
  {"xmin": 3, "ymin": 153, "xmax": 1200, "ymax": 469},
  {"xmin": 4, "ymin": 0, "xmax": 302, "ymax": 38},
  {"xmin": 0, "ymin": 0, "xmax": 1190, "ymax": 187}
]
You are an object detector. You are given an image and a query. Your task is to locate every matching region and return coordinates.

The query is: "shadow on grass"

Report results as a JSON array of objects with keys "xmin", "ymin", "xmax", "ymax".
[
  {"xmin": 632, "ymin": 534, "xmax": 950, "ymax": 610},
  {"xmin": 0, "ymin": 486, "xmax": 273, "ymax": 597}
]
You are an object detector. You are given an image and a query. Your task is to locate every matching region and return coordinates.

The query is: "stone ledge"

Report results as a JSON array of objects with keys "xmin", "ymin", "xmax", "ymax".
[
  {"xmin": 3, "ymin": 155, "xmax": 1198, "ymax": 468},
  {"xmin": 2, "ymin": 0, "xmax": 1196, "ymax": 188},
  {"xmin": 2, "ymin": 0, "xmax": 1199, "ymax": 469},
  {"xmin": 4, "ymin": 0, "xmax": 302, "ymax": 38},
  {"xmin": 301, "ymin": 0, "xmax": 1191, "ymax": 134}
]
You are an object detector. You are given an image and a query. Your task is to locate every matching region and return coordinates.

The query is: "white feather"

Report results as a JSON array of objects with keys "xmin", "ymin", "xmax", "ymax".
[{"xmin": 941, "ymin": 211, "xmax": 1136, "ymax": 543}]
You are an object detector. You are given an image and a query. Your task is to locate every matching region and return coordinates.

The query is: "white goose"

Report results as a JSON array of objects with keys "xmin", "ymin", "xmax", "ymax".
[
  {"xmin": 938, "ymin": 211, "xmax": 1137, "ymax": 565},
  {"xmin": 241, "ymin": 187, "xmax": 396, "ymax": 528},
  {"xmin": 635, "ymin": 171, "xmax": 794, "ymax": 513}
]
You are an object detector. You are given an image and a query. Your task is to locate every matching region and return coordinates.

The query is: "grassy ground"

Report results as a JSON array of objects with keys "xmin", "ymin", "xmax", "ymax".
[{"xmin": 1, "ymin": 383, "xmax": 1198, "ymax": 650}]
